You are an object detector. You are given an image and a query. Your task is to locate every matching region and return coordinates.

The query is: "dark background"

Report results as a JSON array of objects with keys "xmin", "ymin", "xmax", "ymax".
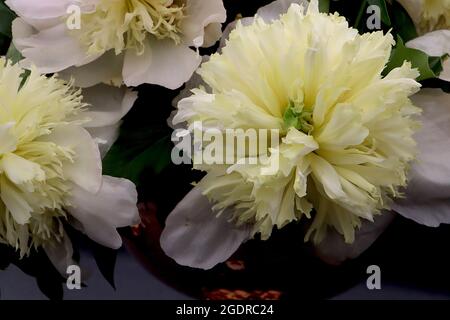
[{"xmin": 1, "ymin": 246, "xmax": 449, "ymax": 300}]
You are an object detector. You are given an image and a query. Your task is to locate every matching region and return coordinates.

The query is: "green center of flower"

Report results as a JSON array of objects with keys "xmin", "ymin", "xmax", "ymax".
[
  {"xmin": 283, "ymin": 101, "xmax": 313, "ymax": 134},
  {"xmin": 78, "ymin": 0, "xmax": 186, "ymax": 55}
]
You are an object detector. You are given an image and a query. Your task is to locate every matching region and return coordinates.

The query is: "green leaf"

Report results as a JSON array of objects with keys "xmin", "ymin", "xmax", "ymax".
[
  {"xmin": 384, "ymin": 36, "xmax": 444, "ymax": 81},
  {"xmin": 0, "ymin": 1, "xmax": 14, "ymax": 38},
  {"xmin": 6, "ymin": 43, "xmax": 30, "ymax": 88},
  {"xmin": 124, "ymin": 136, "xmax": 172, "ymax": 183},
  {"xmin": 354, "ymin": 0, "xmax": 367, "ymax": 30},
  {"xmin": 319, "ymin": 0, "xmax": 330, "ymax": 13},
  {"xmin": 390, "ymin": 0, "xmax": 418, "ymax": 42},
  {"xmin": 428, "ymin": 55, "xmax": 447, "ymax": 76},
  {"xmin": 6, "ymin": 42, "xmax": 23, "ymax": 64},
  {"xmin": 103, "ymin": 131, "xmax": 173, "ymax": 187},
  {"xmin": 367, "ymin": 0, "xmax": 391, "ymax": 26}
]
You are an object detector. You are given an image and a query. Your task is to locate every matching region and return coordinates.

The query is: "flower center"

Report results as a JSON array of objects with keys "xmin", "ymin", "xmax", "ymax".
[
  {"xmin": 78, "ymin": 0, "xmax": 186, "ymax": 55},
  {"xmin": 283, "ymin": 100, "xmax": 313, "ymax": 135},
  {"xmin": 420, "ymin": 0, "xmax": 450, "ymax": 32}
]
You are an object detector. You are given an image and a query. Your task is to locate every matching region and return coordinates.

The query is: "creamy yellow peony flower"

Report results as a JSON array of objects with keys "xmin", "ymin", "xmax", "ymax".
[
  {"xmin": 398, "ymin": 0, "xmax": 450, "ymax": 34},
  {"xmin": 0, "ymin": 59, "xmax": 86, "ymax": 255},
  {"xmin": 173, "ymin": 0, "xmax": 422, "ymax": 244},
  {"xmin": 0, "ymin": 57, "xmax": 139, "ymax": 257}
]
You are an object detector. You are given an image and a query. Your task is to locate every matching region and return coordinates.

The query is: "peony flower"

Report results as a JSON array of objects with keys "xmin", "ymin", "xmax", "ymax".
[
  {"xmin": 0, "ymin": 57, "xmax": 139, "ymax": 271},
  {"xmin": 6, "ymin": 0, "xmax": 226, "ymax": 89},
  {"xmin": 161, "ymin": 0, "xmax": 450, "ymax": 270},
  {"xmin": 396, "ymin": 0, "xmax": 450, "ymax": 82},
  {"xmin": 397, "ymin": 0, "xmax": 450, "ymax": 34}
]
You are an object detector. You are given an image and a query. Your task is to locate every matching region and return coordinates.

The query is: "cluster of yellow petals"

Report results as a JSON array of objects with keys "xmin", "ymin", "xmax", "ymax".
[
  {"xmin": 0, "ymin": 58, "xmax": 86, "ymax": 255},
  {"xmin": 175, "ymin": 2, "xmax": 422, "ymax": 243}
]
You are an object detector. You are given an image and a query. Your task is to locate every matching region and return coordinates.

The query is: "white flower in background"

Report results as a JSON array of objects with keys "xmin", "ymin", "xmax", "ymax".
[
  {"xmin": 161, "ymin": 0, "xmax": 450, "ymax": 270},
  {"xmin": 6, "ymin": 0, "xmax": 226, "ymax": 89},
  {"xmin": 396, "ymin": 0, "xmax": 450, "ymax": 82},
  {"xmin": 0, "ymin": 57, "xmax": 139, "ymax": 270},
  {"xmin": 397, "ymin": 0, "xmax": 450, "ymax": 34}
]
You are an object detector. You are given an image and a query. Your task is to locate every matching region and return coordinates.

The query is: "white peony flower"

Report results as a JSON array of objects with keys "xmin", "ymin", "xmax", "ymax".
[
  {"xmin": 161, "ymin": 0, "xmax": 450, "ymax": 270},
  {"xmin": 397, "ymin": 0, "xmax": 450, "ymax": 34},
  {"xmin": 396, "ymin": 1, "xmax": 450, "ymax": 82},
  {"xmin": 0, "ymin": 57, "xmax": 139, "ymax": 271},
  {"xmin": 6, "ymin": 0, "xmax": 227, "ymax": 89}
]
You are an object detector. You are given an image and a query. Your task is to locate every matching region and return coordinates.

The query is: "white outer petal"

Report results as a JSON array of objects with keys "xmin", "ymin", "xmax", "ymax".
[
  {"xmin": 86, "ymin": 123, "xmax": 121, "ymax": 158},
  {"xmin": 392, "ymin": 89, "xmax": 450, "ymax": 226},
  {"xmin": 181, "ymin": 0, "xmax": 226, "ymax": 47},
  {"xmin": 39, "ymin": 125, "xmax": 102, "ymax": 194},
  {"xmin": 257, "ymin": 0, "xmax": 309, "ymax": 22},
  {"xmin": 406, "ymin": 30, "xmax": 450, "ymax": 57},
  {"xmin": 43, "ymin": 231, "xmax": 75, "ymax": 276},
  {"xmin": 67, "ymin": 176, "xmax": 139, "ymax": 249},
  {"xmin": 315, "ymin": 212, "xmax": 395, "ymax": 265},
  {"xmin": 58, "ymin": 51, "xmax": 125, "ymax": 88},
  {"xmin": 74, "ymin": 85, "xmax": 137, "ymax": 158},
  {"xmin": 441, "ymin": 59, "xmax": 450, "ymax": 82},
  {"xmin": 81, "ymin": 85, "xmax": 137, "ymax": 128},
  {"xmin": 6, "ymin": 0, "xmax": 72, "ymax": 30},
  {"xmin": 12, "ymin": 19, "xmax": 94, "ymax": 73},
  {"xmin": 6, "ymin": 0, "xmax": 98, "ymax": 29},
  {"xmin": 123, "ymin": 39, "xmax": 201, "ymax": 89},
  {"xmin": 218, "ymin": 0, "xmax": 308, "ymax": 50},
  {"xmin": 202, "ymin": 23, "xmax": 223, "ymax": 48},
  {"xmin": 172, "ymin": 56, "xmax": 210, "ymax": 109},
  {"xmin": 6, "ymin": 0, "xmax": 71, "ymax": 19},
  {"xmin": 160, "ymin": 187, "xmax": 251, "ymax": 270}
]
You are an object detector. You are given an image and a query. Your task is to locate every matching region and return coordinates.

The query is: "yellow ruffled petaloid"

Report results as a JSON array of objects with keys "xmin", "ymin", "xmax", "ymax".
[
  {"xmin": 0, "ymin": 58, "xmax": 87, "ymax": 256},
  {"xmin": 78, "ymin": 0, "xmax": 186, "ymax": 55},
  {"xmin": 174, "ymin": 1, "xmax": 422, "ymax": 244}
]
